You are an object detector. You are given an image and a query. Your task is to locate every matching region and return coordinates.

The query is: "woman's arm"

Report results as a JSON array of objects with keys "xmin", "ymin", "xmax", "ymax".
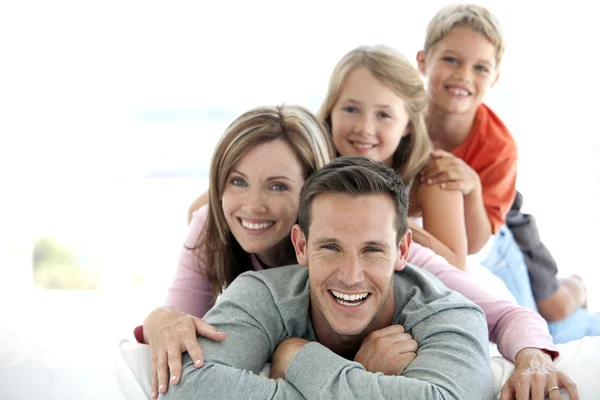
[{"xmin": 413, "ymin": 180, "xmax": 468, "ymax": 270}]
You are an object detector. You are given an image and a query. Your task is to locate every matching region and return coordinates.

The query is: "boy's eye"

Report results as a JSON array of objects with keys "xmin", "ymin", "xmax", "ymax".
[
  {"xmin": 343, "ymin": 105, "xmax": 358, "ymax": 114},
  {"xmin": 442, "ymin": 56, "xmax": 458, "ymax": 64}
]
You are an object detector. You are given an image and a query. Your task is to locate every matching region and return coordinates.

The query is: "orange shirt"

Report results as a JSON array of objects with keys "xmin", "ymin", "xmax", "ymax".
[{"xmin": 451, "ymin": 104, "xmax": 517, "ymax": 234}]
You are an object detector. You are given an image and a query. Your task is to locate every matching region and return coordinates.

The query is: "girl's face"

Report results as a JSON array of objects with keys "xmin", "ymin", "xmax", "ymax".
[
  {"xmin": 330, "ymin": 67, "xmax": 411, "ymax": 167},
  {"xmin": 221, "ymin": 139, "xmax": 305, "ymax": 263}
]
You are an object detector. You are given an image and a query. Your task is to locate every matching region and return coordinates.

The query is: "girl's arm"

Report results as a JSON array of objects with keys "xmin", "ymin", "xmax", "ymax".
[{"xmin": 412, "ymin": 180, "xmax": 468, "ymax": 270}]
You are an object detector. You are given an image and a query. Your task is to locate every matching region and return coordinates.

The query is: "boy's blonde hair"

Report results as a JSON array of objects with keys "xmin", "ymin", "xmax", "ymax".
[
  {"xmin": 317, "ymin": 45, "xmax": 431, "ymax": 188},
  {"xmin": 423, "ymin": 4, "xmax": 505, "ymax": 66}
]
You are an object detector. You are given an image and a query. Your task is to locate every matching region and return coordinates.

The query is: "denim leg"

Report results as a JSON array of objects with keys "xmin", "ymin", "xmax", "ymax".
[
  {"xmin": 547, "ymin": 309, "xmax": 600, "ymax": 344},
  {"xmin": 481, "ymin": 225, "xmax": 538, "ymax": 311}
]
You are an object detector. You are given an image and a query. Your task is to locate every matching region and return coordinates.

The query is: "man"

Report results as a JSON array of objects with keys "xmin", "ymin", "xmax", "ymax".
[{"xmin": 165, "ymin": 156, "xmax": 494, "ymax": 399}]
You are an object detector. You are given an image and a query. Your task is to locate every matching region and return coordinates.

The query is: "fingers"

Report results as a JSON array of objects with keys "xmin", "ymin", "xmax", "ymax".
[
  {"xmin": 156, "ymin": 354, "xmax": 170, "ymax": 397},
  {"xmin": 182, "ymin": 335, "xmax": 205, "ymax": 369},
  {"xmin": 151, "ymin": 355, "xmax": 159, "ymax": 399},
  {"xmin": 529, "ymin": 373, "xmax": 545, "ymax": 400},
  {"xmin": 547, "ymin": 387, "xmax": 562, "ymax": 400},
  {"xmin": 499, "ymin": 382, "xmax": 515, "ymax": 400},
  {"xmin": 430, "ymin": 149, "xmax": 452, "ymax": 158},
  {"xmin": 166, "ymin": 344, "xmax": 183, "ymax": 387},
  {"xmin": 515, "ymin": 374, "xmax": 531, "ymax": 400},
  {"xmin": 559, "ymin": 374, "xmax": 579, "ymax": 400},
  {"xmin": 194, "ymin": 317, "xmax": 226, "ymax": 342}
]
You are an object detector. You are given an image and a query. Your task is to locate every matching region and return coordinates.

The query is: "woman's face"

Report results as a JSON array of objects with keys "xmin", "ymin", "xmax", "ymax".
[
  {"xmin": 330, "ymin": 67, "xmax": 411, "ymax": 167},
  {"xmin": 221, "ymin": 139, "xmax": 305, "ymax": 261}
]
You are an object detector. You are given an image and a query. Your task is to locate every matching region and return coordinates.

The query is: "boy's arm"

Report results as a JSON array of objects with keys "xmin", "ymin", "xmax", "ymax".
[
  {"xmin": 463, "ymin": 181, "xmax": 493, "ymax": 253},
  {"xmin": 164, "ymin": 273, "xmax": 304, "ymax": 399},
  {"xmin": 279, "ymin": 303, "xmax": 493, "ymax": 399}
]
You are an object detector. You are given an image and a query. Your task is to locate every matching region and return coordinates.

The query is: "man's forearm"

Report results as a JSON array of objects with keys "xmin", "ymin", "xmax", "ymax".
[
  {"xmin": 463, "ymin": 186, "xmax": 492, "ymax": 254},
  {"xmin": 166, "ymin": 359, "xmax": 304, "ymax": 399}
]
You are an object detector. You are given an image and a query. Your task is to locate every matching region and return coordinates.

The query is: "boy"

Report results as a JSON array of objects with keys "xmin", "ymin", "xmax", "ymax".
[{"xmin": 417, "ymin": 3, "xmax": 599, "ymax": 343}]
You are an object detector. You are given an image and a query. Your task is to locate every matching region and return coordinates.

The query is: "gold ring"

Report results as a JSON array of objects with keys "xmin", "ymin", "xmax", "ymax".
[{"xmin": 547, "ymin": 386, "xmax": 560, "ymax": 395}]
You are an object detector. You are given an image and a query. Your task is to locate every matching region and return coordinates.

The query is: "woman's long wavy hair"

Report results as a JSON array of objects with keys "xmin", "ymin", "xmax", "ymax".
[{"xmin": 197, "ymin": 105, "xmax": 334, "ymax": 298}]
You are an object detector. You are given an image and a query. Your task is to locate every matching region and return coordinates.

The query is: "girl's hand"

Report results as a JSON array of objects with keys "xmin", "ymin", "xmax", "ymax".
[{"xmin": 143, "ymin": 305, "xmax": 226, "ymax": 398}]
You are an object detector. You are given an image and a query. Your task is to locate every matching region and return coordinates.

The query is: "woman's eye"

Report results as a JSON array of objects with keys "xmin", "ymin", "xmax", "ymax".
[
  {"xmin": 378, "ymin": 112, "xmax": 392, "ymax": 119},
  {"xmin": 270, "ymin": 183, "xmax": 287, "ymax": 191},
  {"xmin": 231, "ymin": 178, "xmax": 246, "ymax": 187},
  {"xmin": 343, "ymin": 106, "xmax": 358, "ymax": 114}
]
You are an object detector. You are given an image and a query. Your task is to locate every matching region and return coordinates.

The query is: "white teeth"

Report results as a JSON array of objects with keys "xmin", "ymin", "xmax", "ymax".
[
  {"xmin": 352, "ymin": 142, "xmax": 375, "ymax": 149},
  {"xmin": 241, "ymin": 219, "xmax": 274, "ymax": 230},
  {"xmin": 331, "ymin": 290, "xmax": 369, "ymax": 301},
  {"xmin": 448, "ymin": 87, "xmax": 469, "ymax": 97}
]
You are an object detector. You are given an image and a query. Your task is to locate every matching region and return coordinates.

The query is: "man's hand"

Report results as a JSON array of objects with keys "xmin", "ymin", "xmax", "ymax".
[
  {"xmin": 500, "ymin": 348, "xmax": 578, "ymax": 400},
  {"xmin": 270, "ymin": 338, "xmax": 310, "ymax": 380},
  {"xmin": 420, "ymin": 149, "xmax": 481, "ymax": 196},
  {"xmin": 354, "ymin": 325, "xmax": 418, "ymax": 375}
]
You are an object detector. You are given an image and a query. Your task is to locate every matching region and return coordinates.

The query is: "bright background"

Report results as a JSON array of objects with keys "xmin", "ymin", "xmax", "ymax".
[{"xmin": 1, "ymin": 1, "xmax": 598, "ymax": 399}]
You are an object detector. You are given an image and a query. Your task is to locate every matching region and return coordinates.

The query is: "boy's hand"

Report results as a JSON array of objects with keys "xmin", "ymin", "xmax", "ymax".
[
  {"xmin": 354, "ymin": 325, "xmax": 417, "ymax": 376},
  {"xmin": 420, "ymin": 149, "xmax": 481, "ymax": 196}
]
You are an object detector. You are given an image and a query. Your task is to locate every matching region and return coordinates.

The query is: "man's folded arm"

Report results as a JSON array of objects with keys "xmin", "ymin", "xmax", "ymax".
[
  {"xmin": 162, "ymin": 273, "xmax": 305, "ymax": 399},
  {"xmin": 285, "ymin": 305, "xmax": 494, "ymax": 400}
]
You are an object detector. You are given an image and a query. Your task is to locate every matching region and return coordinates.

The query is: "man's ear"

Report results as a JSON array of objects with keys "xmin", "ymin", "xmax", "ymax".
[
  {"xmin": 394, "ymin": 229, "xmax": 412, "ymax": 272},
  {"xmin": 291, "ymin": 224, "xmax": 308, "ymax": 266},
  {"xmin": 416, "ymin": 50, "xmax": 427, "ymax": 76}
]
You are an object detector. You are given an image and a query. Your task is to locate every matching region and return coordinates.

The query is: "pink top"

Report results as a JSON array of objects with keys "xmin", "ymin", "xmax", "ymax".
[{"xmin": 166, "ymin": 205, "xmax": 558, "ymax": 362}]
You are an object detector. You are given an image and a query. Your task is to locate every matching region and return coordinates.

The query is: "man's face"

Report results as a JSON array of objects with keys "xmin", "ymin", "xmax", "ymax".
[{"xmin": 291, "ymin": 193, "xmax": 411, "ymax": 339}]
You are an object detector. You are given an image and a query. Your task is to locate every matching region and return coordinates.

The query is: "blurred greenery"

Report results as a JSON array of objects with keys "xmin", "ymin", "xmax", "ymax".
[{"xmin": 32, "ymin": 236, "xmax": 102, "ymax": 290}]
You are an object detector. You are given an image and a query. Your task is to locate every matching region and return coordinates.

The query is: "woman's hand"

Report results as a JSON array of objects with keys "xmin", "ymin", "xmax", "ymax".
[{"xmin": 143, "ymin": 305, "xmax": 226, "ymax": 399}]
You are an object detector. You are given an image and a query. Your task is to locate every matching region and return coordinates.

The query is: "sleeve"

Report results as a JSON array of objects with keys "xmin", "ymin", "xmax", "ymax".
[
  {"xmin": 479, "ymin": 155, "xmax": 517, "ymax": 234},
  {"xmin": 165, "ymin": 205, "xmax": 217, "ymax": 318},
  {"xmin": 285, "ymin": 301, "xmax": 494, "ymax": 399},
  {"xmin": 408, "ymin": 243, "xmax": 559, "ymax": 361},
  {"xmin": 162, "ymin": 273, "xmax": 304, "ymax": 399}
]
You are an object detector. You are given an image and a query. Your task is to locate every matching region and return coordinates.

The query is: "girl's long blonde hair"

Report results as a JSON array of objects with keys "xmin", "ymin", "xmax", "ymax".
[{"xmin": 317, "ymin": 45, "xmax": 431, "ymax": 187}]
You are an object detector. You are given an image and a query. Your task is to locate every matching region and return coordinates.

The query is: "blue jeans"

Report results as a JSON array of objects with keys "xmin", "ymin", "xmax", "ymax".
[
  {"xmin": 481, "ymin": 225, "xmax": 538, "ymax": 311},
  {"xmin": 547, "ymin": 309, "xmax": 600, "ymax": 344},
  {"xmin": 482, "ymin": 225, "xmax": 600, "ymax": 343}
]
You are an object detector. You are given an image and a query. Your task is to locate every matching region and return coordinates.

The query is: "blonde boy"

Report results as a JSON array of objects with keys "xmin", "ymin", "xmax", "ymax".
[{"xmin": 416, "ymin": 4, "xmax": 514, "ymax": 254}]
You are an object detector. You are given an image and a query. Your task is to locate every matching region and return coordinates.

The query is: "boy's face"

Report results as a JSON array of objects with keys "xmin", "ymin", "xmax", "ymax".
[{"xmin": 417, "ymin": 26, "xmax": 500, "ymax": 115}]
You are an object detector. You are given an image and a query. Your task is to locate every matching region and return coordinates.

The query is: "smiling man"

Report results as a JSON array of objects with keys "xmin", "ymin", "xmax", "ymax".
[{"xmin": 164, "ymin": 156, "xmax": 494, "ymax": 400}]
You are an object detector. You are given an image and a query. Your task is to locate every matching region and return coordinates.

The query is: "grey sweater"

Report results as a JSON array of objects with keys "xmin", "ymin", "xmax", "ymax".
[{"xmin": 164, "ymin": 265, "xmax": 494, "ymax": 399}]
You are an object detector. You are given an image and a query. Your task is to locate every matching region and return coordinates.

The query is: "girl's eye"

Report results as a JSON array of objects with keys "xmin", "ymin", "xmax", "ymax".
[{"xmin": 343, "ymin": 106, "xmax": 358, "ymax": 114}]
